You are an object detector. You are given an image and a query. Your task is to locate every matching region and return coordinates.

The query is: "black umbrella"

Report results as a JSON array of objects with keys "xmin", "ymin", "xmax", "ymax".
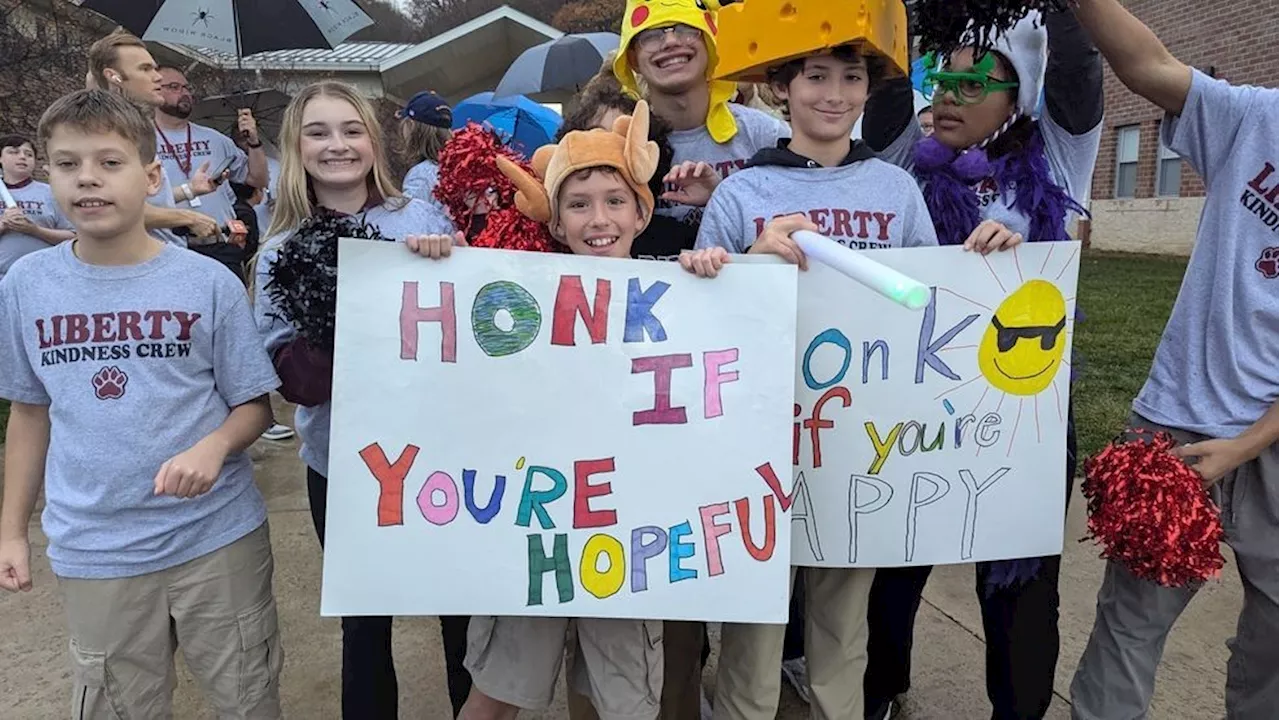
[
  {"xmin": 79, "ymin": 0, "xmax": 374, "ymax": 58},
  {"xmin": 190, "ymin": 88, "xmax": 290, "ymax": 144},
  {"xmin": 493, "ymin": 33, "xmax": 621, "ymax": 98}
]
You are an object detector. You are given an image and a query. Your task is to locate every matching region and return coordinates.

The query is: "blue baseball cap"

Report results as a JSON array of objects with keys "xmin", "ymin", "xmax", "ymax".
[{"xmin": 399, "ymin": 91, "xmax": 452, "ymax": 128}]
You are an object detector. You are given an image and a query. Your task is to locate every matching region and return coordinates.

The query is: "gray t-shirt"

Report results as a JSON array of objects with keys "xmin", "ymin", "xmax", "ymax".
[
  {"xmin": 662, "ymin": 103, "xmax": 790, "ymax": 226},
  {"xmin": 877, "ymin": 108, "xmax": 1101, "ymax": 240},
  {"xmin": 1133, "ymin": 71, "xmax": 1280, "ymax": 438},
  {"xmin": 253, "ymin": 197, "xmax": 456, "ymax": 477},
  {"xmin": 402, "ymin": 159, "xmax": 450, "ymax": 219},
  {"xmin": 149, "ymin": 169, "xmax": 189, "ymax": 249},
  {"xmin": 155, "ymin": 121, "xmax": 249, "ymax": 224},
  {"xmin": 695, "ymin": 157, "xmax": 939, "ymax": 253},
  {"xmin": 0, "ymin": 241, "xmax": 280, "ymax": 579},
  {"xmin": 1, "ymin": 180, "xmax": 63, "ymax": 278}
]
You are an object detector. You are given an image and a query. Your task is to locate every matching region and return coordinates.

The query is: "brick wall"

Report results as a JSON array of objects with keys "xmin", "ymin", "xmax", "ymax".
[{"xmin": 1091, "ymin": 0, "xmax": 1280, "ymax": 202}]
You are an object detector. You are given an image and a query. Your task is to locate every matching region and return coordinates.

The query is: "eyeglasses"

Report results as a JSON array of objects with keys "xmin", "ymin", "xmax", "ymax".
[
  {"xmin": 160, "ymin": 82, "xmax": 193, "ymax": 94},
  {"xmin": 634, "ymin": 24, "xmax": 702, "ymax": 52},
  {"xmin": 921, "ymin": 51, "xmax": 1018, "ymax": 105},
  {"xmin": 991, "ymin": 316, "xmax": 1066, "ymax": 353}
]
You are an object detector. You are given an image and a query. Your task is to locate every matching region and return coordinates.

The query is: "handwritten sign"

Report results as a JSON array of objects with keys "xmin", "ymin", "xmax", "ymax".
[
  {"xmin": 786, "ymin": 243, "xmax": 1081, "ymax": 567},
  {"xmin": 321, "ymin": 241, "xmax": 798, "ymax": 622}
]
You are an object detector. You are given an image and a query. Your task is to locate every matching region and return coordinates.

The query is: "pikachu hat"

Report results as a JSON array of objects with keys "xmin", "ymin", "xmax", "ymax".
[
  {"xmin": 495, "ymin": 100, "xmax": 660, "ymax": 235},
  {"xmin": 613, "ymin": 0, "xmax": 740, "ymax": 143},
  {"xmin": 715, "ymin": 0, "xmax": 911, "ymax": 83}
]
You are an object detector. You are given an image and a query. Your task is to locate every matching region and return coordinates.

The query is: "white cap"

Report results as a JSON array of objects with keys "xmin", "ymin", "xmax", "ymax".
[{"xmin": 973, "ymin": 10, "xmax": 1048, "ymax": 118}]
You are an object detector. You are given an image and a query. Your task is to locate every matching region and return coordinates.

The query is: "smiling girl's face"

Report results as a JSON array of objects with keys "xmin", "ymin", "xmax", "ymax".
[{"xmin": 299, "ymin": 95, "xmax": 375, "ymax": 191}]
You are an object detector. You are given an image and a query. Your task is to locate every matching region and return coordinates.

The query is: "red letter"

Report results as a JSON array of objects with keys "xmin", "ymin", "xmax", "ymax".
[
  {"xmin": 755, "ymin": 462, "xmax": 792, "ymax": 511},
  {"xmin": 400, "ymin": 281, "xmax": 456, "ymax": 363},
  {"xmin": 804, "ymin": 386, "xmax": 852, "ymax": 468},
  {"xmin": 35, "ymin": 318, "xmax": 52, "ymax": 349},
  {"xmin": 1244, "ymin": 160, "xmax": 1274, "ymax": 192},
  {"xmin": 359, "ymin": 442, "xmax": 420, "ymax": 526},
  {"xmin": 173, "ymin": 311, "xmax": 202, "ymax": 340},
  {"xmin": 573, "ymin": 457, "xmax": 618, "ymax": 529},
  {"xmin": 65, "ymin": 314, "xmax": 90, "ymax": 344},
  {"xmin": 143, "ymin": 310, "xmax": 172, "ymax": 339},
  {"xmin": 552, "ymin": 276, "xmax": 610, "ymax": 346},
  {"xmin": 91, "ymin": 313, "xmax": 115, "ymax": 343},
  {"xmin": 631, "ymin": 353, "xmax": 693, "ymax": 425},
  {"xmin": 117, "ymin": 311, "xmax": 144, "ymax": 341},
  {"xmin": 735, "ymin": 495, "xmax": 777, "ymax": 561}
]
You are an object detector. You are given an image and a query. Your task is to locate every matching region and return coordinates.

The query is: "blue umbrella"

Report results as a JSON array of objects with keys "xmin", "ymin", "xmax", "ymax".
[{"xmin": 452, "ymin": 92, "xmax": 562, "ymax": 159}]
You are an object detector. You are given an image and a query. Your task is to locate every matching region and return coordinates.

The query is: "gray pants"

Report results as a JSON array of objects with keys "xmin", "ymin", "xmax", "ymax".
[{"xmin": 1070, "ymin": 414, "xmax": 1278, "ymax": 719}]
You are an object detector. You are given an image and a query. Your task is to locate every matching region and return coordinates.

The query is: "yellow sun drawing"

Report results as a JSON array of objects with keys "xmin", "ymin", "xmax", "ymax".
[{"xmin": 933, "ymin": 244, "xmax": 1078, "ymax": 456}]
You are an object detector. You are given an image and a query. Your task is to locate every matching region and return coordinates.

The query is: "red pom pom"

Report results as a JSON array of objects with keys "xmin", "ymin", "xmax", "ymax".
[
  {"xmin": 469, "ymin": 207, "xmax": 558, "ymax": 253},
  {"xmin": 434, "ymin": 123, "xmax": 558, "ymax": 254},
  {"xmin": 1081, "ymin": 431, "xmax": 1225, "ymax": 587}
]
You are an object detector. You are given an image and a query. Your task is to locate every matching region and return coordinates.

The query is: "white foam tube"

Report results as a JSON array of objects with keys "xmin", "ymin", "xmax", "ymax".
[
  {"xmin": 0, "ymin": 182, "xmax": 16, "ymax": 209},
  {"xmin": 792, "ymin": 230, "xmax": 932, "ymax": 311}
]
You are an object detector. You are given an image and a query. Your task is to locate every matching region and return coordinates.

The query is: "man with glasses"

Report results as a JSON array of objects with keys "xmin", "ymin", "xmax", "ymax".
[
  {"xmin": 154, "ymin": 67, "xmax": 267, "ymax": 226},
  {"xmin": 613, "ymin": 0, "xmax": 788, "ymax": 229}
]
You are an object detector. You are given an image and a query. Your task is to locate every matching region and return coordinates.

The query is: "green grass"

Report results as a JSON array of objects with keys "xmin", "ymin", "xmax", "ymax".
[
  {"xmin": 0, "ymin": 251, "xmax": 1188, "ymax": 459},
  {"xmin": 1072, "ymin": 250, "xmax": 1189, "ymax": 458}
]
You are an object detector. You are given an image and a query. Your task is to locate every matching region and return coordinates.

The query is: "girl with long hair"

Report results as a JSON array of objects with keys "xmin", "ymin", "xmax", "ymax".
[{"xmin": 252, "ymin": 80, "xmax": 460, "ymax": 720}]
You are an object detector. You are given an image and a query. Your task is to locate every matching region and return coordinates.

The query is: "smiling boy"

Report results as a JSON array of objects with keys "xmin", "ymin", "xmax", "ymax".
[
  {"xmin": 680, "ymin": 39, "xmax": 936, "ymax": 720},
  {"xmin": 0, "ymin": 134, "xmax": 75, "ymax": 278},
  {"xmin": 615, "ymin": 0, "xmax": 788, "ymax": 228},
  {"xmin": 443, "ymin": 102, "xmax": 663, "ymax": 720},
  {"xmin": 0, "ymin": 89, "xmax": 284, "ymax": 718}
]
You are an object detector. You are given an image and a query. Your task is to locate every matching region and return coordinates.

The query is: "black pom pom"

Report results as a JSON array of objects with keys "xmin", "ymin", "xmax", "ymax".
[
  {"xmin": 912, "ymin": 1, "xmax": 1072, "ymax": 57},
  {"xmin": 264, "ymin": 209, "xmax": 388, "ymax": 353}
]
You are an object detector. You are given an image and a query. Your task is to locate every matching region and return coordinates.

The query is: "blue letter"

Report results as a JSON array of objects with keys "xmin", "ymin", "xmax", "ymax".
[
  {"xmin": 668, "ymin": 520, "xmax": 697, "ymax": 582},
  {"xmin": 915, "ymin": 288, "xmax": 979, "ymax": 383},
  {"xmin": 625, "ymin": 278, "xmax": 670, "ymax": 343},
  {"xmin": 515, "ymin": 466, "xmax": 567, "ymax": 529},
  {"xmin": 802, "ymin": 329, "xmax": 853, "ymax": 390}
]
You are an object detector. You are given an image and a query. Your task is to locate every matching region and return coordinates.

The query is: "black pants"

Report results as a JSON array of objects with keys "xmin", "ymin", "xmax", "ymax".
[
  {"xmin": 863, "ymin": 415, "xmax": 1077, "ymax": 720},
  {"xmin": 307, "ymin": 469, "xmax": 473, "ymax": 718}
]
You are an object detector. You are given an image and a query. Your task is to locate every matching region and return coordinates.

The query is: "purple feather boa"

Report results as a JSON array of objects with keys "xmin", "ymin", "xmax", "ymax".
[{"xmin": 913, "ymin": 128, "xmax": 1088, "ymax": 246}]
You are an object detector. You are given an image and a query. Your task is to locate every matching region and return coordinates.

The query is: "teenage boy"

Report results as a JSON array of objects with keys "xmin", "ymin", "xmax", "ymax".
[
  {"xmin": 615, "ymin": 0, "xmax": 788, "ymax": 228},
  {"xmin": 1, "ymin": 134, "xmax": 74, "ymax": 278},
  {"xmin": 0, "ymin": 89, "xmax": 284, "ymax": 718},
  {"xmin": 684, "ymin": 45, "xmax": 937, "ymax": 720},
  {"xmin": 1068, "ymin": 1, "xmax": 1279, "ymax": 718}
]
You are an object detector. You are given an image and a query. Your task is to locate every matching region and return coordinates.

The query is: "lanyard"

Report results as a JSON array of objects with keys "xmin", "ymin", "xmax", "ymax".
[{"xmin": 155, "ymin": 122, "xmax": 194, "ymax": 177}]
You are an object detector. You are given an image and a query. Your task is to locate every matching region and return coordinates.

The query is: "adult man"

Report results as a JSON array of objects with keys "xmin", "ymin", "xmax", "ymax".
[
  {"xmin": 85, "ymin": 30, "xmax": 219, "ymax": 243},
  {"xmin": 153, "ymin": 66, "xmax": 268, "ymax": 225}
]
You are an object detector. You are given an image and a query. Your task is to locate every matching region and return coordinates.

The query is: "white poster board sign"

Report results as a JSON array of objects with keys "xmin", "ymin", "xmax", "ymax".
[
  {"xmin": 322, "ymin": 241, "xmax": 798, "ymax": 622},
  {"xmin": 788, "ymin": 243, "xmax": 1081, "ymax": 567}
]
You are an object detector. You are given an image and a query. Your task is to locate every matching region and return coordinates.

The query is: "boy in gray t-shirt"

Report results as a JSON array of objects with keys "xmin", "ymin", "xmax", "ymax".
[
  {"xmin": 683, "ymin": 44, "xmax": 936, "ymax": 720},
  {"xmin": 1068, "ymin": 2, "xmax": 1279, "ymax": 719},
  {"xmin": 0, "ymin": 89, "xmax": 285, "ymax": 718}
]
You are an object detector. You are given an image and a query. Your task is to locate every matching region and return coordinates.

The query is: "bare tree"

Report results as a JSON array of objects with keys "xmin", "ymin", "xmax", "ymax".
[
  {"xmin": 407, "ymin": 0, "xmax": 561, "ymax": 38},
  {"xmin": 0, "ymin": 0, "xmax": 103, "ymax": 140}
]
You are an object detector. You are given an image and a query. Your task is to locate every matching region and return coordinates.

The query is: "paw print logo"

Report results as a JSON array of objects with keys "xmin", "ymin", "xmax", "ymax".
[
  {"xmin": 1256, "ymin": 246, "xmax": 1279, "ymax": 279},
  {"xmin": 91, "ymin": 366, "xmax": 128, "ymax": 400}
]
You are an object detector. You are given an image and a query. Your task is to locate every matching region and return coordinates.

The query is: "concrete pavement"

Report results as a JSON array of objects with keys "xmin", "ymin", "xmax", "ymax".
[{"xmin": 0, "ymin": 427, "xmax": 1240, "ymax": 719}]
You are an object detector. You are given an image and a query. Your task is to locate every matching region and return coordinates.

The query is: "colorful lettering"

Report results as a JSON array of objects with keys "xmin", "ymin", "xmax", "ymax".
[
  {"xmin": 551, "ymin": 276, "xmax": 610, "ymax": 346},
  {"xmin": 400, "ymin": 281, "xmax": 457, "ymax": 363},
  {"xmin": 624, "ymin": 279, "xmax": 670, "ymax": 343},
  {"xmin": 416, "ymin": 471, "xmax": 460, "ymax": 526},
  {"xmin": 631, "ymin": 353, "xmax": 693, "ymax": 425},
  {"xmin": 359, "ymin": 442, "xmax": 420, "ymax": 526},
  {"xmin": 702, "ymin": 348, "xmax": 740, "ymax": 419},
  {"xmin": 527, "ymin": 533, "xmax": 574, "ymax": 605},
  {"xmin": 573, "ymin": 458, "xmax": 618, "ymax": 529},
  {"xmin": 734, "ymin": 495, "xmax": 777, "ymax": 561},
  {"xmin": 462, "ymin": 469, "xmax": 505, "ymax": 524},
  {"xmin": 802, "ymin": 329, "xmax": 852, "ymax": 390},
  {"xmin": 630, "ymin": 526, "xmax": 668, "ymax": 592},
  {"xmin": 580, "ymin": 533, "xmax": 626, "ymax": 599},
  {"xmin": 515, "ymin": 465, "xmax": 567, "ymax": 529},
  {"xmin": 668, "ymin": 521, "xmax": 697, "ymax": 582},
  {"xmin": 472, "ymin": 280, "xmax": 541, "ymax": 357},
  {"xmin": 698, "ymin": 503, "xmax": 733, "ymax": 576}
]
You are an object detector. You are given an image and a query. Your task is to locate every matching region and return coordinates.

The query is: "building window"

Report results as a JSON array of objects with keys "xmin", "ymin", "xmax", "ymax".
[
  {"xmin": 1114, "ymin": 125, "xmax": 1140, "ymax": 198},
  {"xmin": 1156, "ymin": 141, "xmax": 1182, "ymax": 197}
]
